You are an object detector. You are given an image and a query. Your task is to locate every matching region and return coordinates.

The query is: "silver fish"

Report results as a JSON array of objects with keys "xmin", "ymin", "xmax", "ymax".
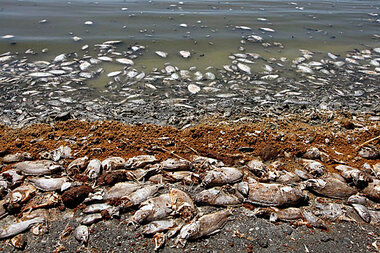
[
  {"xmin": 352, "ymin": 204, "xmax": 371, "ymax": 223},
  {"xmin": 202, "ymin": 167, "xmax": 243, "ymax": 186},
  {"xmin": 0, "ymin": 217, "xmax": 45, "ymax": 239},
  {"xmin": 142, "ymin": 219, "xmax": 178, "ymax": 235},
  {"xmin": 195, "ymin": 187, "xmax": 242, "ymax": 206},
  {"xmin": 103, "ymin": 182, "xmax": 141, "ymax": 200},
  {"xmin": 29, "ymin": 177, "xmax": 67, "ymax": 191},
  {"xmin": 302, "ymin": 210, "xmax": 326, "ymax": 229},
  {"xmin": 305, "ymin": 177, "xmax": 357, "ymax": 199},
  {"xmin": 160, "ymin": 158, "xmax": 192, "ymax": 171},
  {"xmin": 81, "ymin": 213, "xmax": 103, "ymax": 225},
  {"xmin": 122, "ymin": 184, "xmax": 163, "ymax": 208}
]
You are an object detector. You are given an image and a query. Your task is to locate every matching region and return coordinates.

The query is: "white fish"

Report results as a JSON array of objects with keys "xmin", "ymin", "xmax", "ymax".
[
  {"xmin": 29, "ymin": 177, "xmax": 66, "ymax": 192},
  {"xmin": 237, "ymin": 63, "xmax": 251, "ymax": 74},
  {"xmin": 2, "ymin": 34, "xmax": 15, "ymax": 39},
  {"xmin": 72, "ymin": 36, "xmax": 82, "ymax": 42},
  {"xmin": 0, "ymin": 217, "xmax": 45, "ymax": 239},
  {"xmin": 188, "ymin": 84, "xmax": 201, "ymax": 94},
  {"xmin": 259, "ymin": 27, "xmax": 275, "ymax": 32},
  {"xmin": 107, "ymin": 71, "xmax": 122, "ymax": 77},
  {"xmin": 98, "ymin": 56, "xmax": 113, "ymax": 62},
  {"xmin": 28, "ymin": 72, "xmax": 54, "ymax": 78},
  {"xmin": 235, "ymin": 26, "xmax": 252, "ymax": 30},
  {"xmin": 155, "ymin": 51, "xmax": 168, "ymax": 58},
  {"xmin": 297, "ymin": 65, "xmax": 313, "ymax": 74},
  {"xmin": 179, "ymin": 50, "xmax": 191, "ymax": 58},
  {"xmin": 84, "ymin": 21, "xmax": 93, "ymax": 25},
  {"xmin": 74, "ymin": 225, "xmax": 89, "ymax": 243},
  {"xmin": 116, "ymin": 58, "xmax": 134, "ymax": 65},
  {"xmin": 328, "ymin": 52, "xmax": 338, "ymax": 60}
]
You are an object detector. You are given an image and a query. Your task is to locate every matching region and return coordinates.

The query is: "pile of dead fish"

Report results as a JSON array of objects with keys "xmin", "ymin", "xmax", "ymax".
[{"xmin": 0, "ymin": 144, "xmax": 379, "ymax": 250}]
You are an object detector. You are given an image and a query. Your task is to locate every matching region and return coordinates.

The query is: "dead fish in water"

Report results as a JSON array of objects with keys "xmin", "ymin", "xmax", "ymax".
[
  {"xmin": 195, "ymin": 187, "xmax": 242, "ymax": 206},
  {"xmin": 242, "ymin": 183, "xmax": 307, "ymax": 207},
  {"xmin": 103, "ymin": 182, "xmax": 141, "ymax": 200},
  {"xmin": 304, "ymin": 177, "xmax": 357, "ymax": 199},
  {"xmin": 202, "ymin": 167, "xmax": 243, "ymax": 187},
  {"xmin": 4, "ymin": 184, "xmax": 37, "ymax": 212},
  {"xmin": 176, "ymin": 209, "xmax": 231, "ymax": 247},
  {"xmin": 74, "ymin": 225, "xmax": 89, "ymax": 244},
  {"xmin": 121, "ymin": 184, "xmax": 163, "ymax": 209},
  {"xmin": 351, "ymin": 204, "xmax": 371, "ymax": 223},
  {"xmin": 29, "ymin": 177, "xmax": 67, "ymax": 191},
  {"xmin": 102, "ymin": 157, "xmax": 125, "ymax": 170},
  {"xmin": 2, "ymin": 152, "xmax": 31, "ymax": 163},
  {"xmin": 0, "ymin": 217, "xmax": 45, "ymax": 239},
  {"xmin": 13, "ymin": 160, "xmax": 61, "ymax": 176},
  {"xmin": 125, "ymin": 155, "xmax": 157, "ymax": 169},
  {"xmin": 84, "ymin": 159, "xmax": 102, "ymax": 180},
  {"xmin": 362, "ymin": 180, "xmax": 380, "ymax": 202},
  {"xmin": 160, "ymin": 158, "xmax": 192, "ymax": 171},
  {"xmin": 254, "ymin": 207, "xmax": 304, "ymax": 222}
]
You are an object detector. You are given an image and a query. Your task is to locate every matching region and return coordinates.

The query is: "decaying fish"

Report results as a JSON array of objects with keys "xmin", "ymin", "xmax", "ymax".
[
  {"xmin": 97, "ymin": 170, "xmax": 127, "ymax": 186},
  {"xmin": 247, "ymin": 160, "xmax": 267, "ymax": 177},
  {"xmin": 68, "ymin": 156, "xmax": 89, "ymax": 172},
  {"xmin": 176, "ymin": 209, "xmax": 231, "ymax": 247},
  {"xmin": 29, "ymin": 177, "xmax": 67, "ymax": 191},
  {"xmin": 21, "ymin": 192, "xmax": 59, "ymax": 212},
  {"xmin": 195, "ymin": 187, "xmax": 242, "ymax": 206},
  {"xmin": 336, "ymin": 165, "xmax": 372, "ymax": 188},
  {"xmin": 362, "ymin": 180, "xmax": 380, "ymax": 202},
  {"xmin": 81, "ymin": 213, "xmax": 103, "ymax": 225},
  {"xmin": 305, "ymin": 177, "xmax": 357, "ymax": 199},
  {"xmin": 351, "ymin": 204, "xmax": 371, "ymax": 223},
  {"xmin": 169, "ymin": 188, "xmax": 196, "ymax": 220},
  {"xmin": 125, "ymin": 155, "xmax": 157, "ymax": 169},
  {"xmin": 142, "ymin": 219, "xmax": 179, "ymax": 235},
  {"xmin": 127, "ymin": 193, "xmax": 172, "ymax": 226},
  {"xmin": 84, "ymin": 159, "xmax": 102, "ymax": 180},
  {"xmin": 126, "ymin": 166, "xmax": 160, "ymax": 181},
  {"xmin": 40, "ymin": 145, "xmax": 72, "ymax": 161},
  {"xmin": 164, "ymin": 171, "xmax": 200, "ymax": 185},
  {"xmin": 347, "ymin": 195, "xmax": 369, "ymax": 206},
  {"xmin": 276, "ymin": 171, "xmax": 301, "ymax": 184},
  {"xmin": 121, "ymin": 184, "xmax": 163, "ymax": 209},
  {"xmin": 302, "ymin": 210, "xmax": 326, "ymax": 229},
  {"xmin": 102, "ymin": 157, "xmax": 125, "ymax": 170},
  {"xmin": 10, "ymin": 233, "xmax": 26, "ymax": 249},
  {"xmin": 192, "ymin": 156, "xmax": 224, "ymax": 170},
  {"xmin": 0, "ymin": 217, "xmax": 45, "ymax": 239},
  {"xmin": 4, "ymin": 184, "xmax": 37, "ymax": 212},
  {"xmin": 153, "ymin": 232, "xmax": 166, "ymax": 251},
  {"xmin": 103, "ymin": 182, "xmax": 141, "ymax": 200},
  {"xmin": 202, "ymin": 167, "xmax": 243, "ymax": 186},
  {"xmin": 13, "ymin": 160, "xmax": 61, "ymax": 176},
  {"xmin": 160, "ymin": 158, "xmax": 192, "ymax": 171},
  {"xmin": 254, "ymin": 207, "xmax": 304, "ymax": 222},
  {"xmin": 2, "ymin": 152, "xmax": 31, "ymax": 163},
  {"xmin": 243, "ymin": 183, "xmax": 307, "ymax": 207},
  {"xmin": 302, "ymin": 160, "xmax": 326, "ymax": 177},
  {"xmin": 74, "ymin": 225, "xmax": 89, "ymax": 244},
  {"xmin": 1, "ymin": 169, "xmax": 24, "ymax": 187}
]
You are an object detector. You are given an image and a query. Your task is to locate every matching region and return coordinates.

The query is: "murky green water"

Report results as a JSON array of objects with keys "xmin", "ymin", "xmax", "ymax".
[{"xmin": 0, "ymin": 0, "xmax": 379, "ymax": 88}]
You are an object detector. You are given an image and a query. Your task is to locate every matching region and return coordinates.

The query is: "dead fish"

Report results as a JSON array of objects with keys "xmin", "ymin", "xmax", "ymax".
[
  {"xmin": 1, "ymin": 169, "xmax": 24, "ymax": 187},
  {"xmin": 74, "ymin": 225, "xmax": 89, "ymax": 244},
  {"xmin": 127, "ymin": 193, "xmax": 172, "ymax": 226},
  {"xmin": 368, "ymin": 210, "xmax": 380, "ymax": 225},
  {"xmin": 294, "ymin": 169, "xmax": 313, "ymax": 180},
  {"xmin": 153, "ymin": 232, "xmax": 166, "ymax": 251},
  {"xmin": 160, "ymin": 158, "xmax": 192, "ymax": 171},
  {"xmin": 276, "ymin": 171, "xmax": 301, "ymax": 184},
  {"xmin": 336, "ymin": 165, "xmax": 372, "ymax": 188},
  {"xmin": 302, "ymin": 160, "xmax": 325, "ymax": 177},
  {"xmin": 176, "ymin": 209, "xmax": 231, "ymax": 247},
  {"xmin": 40, "ymin": 145, "xmax": 72, "ymax": 161},
  {"xmin": 4, "ymin": 184, "xmax": 37, "ymax": 212},
  {"xmin": 122, "ymin": 184, "xmax": 163, "ymax": 208},
  {"xmin": 0, "ymin": 217, "xmax": 45, "ymax": 239},
  {"xmin": 305, "ymin": 177, "xmax": 357, "ymax": 199},
  {"xmin": 13, "ymin": 160, "xmax": 61, "ymax": 176},
  {"xmin": 362, "ymin": 180, "xmax": 380, "ymax": 202},
  {"xmin": 29, "ymin": 177, "xmax": 66, "ymax": 191},
  {"xmin": 244, "ymin": 183, "xmax": 307, "ymax": 207},
  {"xmin": 164, "ymin": 171, "xmax": 200, "ymax": 185},
  {"xmin": 142, "ymin": 219, "xmax": 179, "ymax": 235},
  {"xmin": 315, "ymin": 202, "xmax": 343, "ymax": 221},
  {"xmin": 254, "ymin": 207, "xmax": 304, "ymax": 222},
  {"xmin": 2, "ymin": 152, "xmax": 31, "ymax": 163},
  {"xmin": 21, "ymin": 192, "xmax": 59, "ymax": 212},
  {"xmin": 83, "ymin": 203, "xmax": 114, "ymax": 214},
  {"xmin": 84, "ymin": 159, "xmax": 102, "ymax": 180},
  {"xmin": 81, "ymin": 213, "xmax": 102, "ymax": 225},
  {"xmin": 195, "ymin": 187, "xmax": 242, "ymax": 206},
  {"xmin": 169, "ymin": 188, "xmax": 196, "ymax": 220},
  {"xmin": 359, "ymin": 146, "xmax": 380, "ymax": 159},
  {"xmin": 192, "ymin": 156, "xmax": 224, "ymax": 170},
  {"xmin": 302, "ymin": 210, "xmax": 326, "ymax": 229},
  {"xmin": 247, "ymin": 160, "xmax": 267, "ymax": 177},
  {"xmin": 125, "ymin": 155, "xmax": 157, "ymax": 169},
  {"xmin": 347, "ymin": 195, "xmax": 369, "ymax": 206},
  {"xmin": 68, "ymin": 156, "xmax": 89, "ymax": 171},
  {"xmin": 237, "ymin": 63, "xmax": 251, "ymax": 74},
  {"xmin": 116, "ymin": 58, "xmax": 134, "ymax": 65},
  {"xmin": 351, "ymin": 204, "xmax": 371, "ymax": 223},
  {"xmin": 155, "ymin": 51, "xmax": 168, "ymax": 58},
  {"xmin": 103, "ymin": 182, "xmax": 141, "ymax": 200},
  {"xmin": 102, "ymin": 157, "xmax": 125, "ymax": 170},
  {"xmin": 179, "ymin": 50, "xmax": 191, "ymax": 59},
  {"xmin": 202, "ymin": 167, "xmax": 243, "ymax": 186}
]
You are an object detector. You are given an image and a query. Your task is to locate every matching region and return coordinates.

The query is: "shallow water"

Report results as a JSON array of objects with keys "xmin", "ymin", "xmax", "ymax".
[{"xmin": 0, "ymin": 0, "xmax": 379, "ymax": 88}]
